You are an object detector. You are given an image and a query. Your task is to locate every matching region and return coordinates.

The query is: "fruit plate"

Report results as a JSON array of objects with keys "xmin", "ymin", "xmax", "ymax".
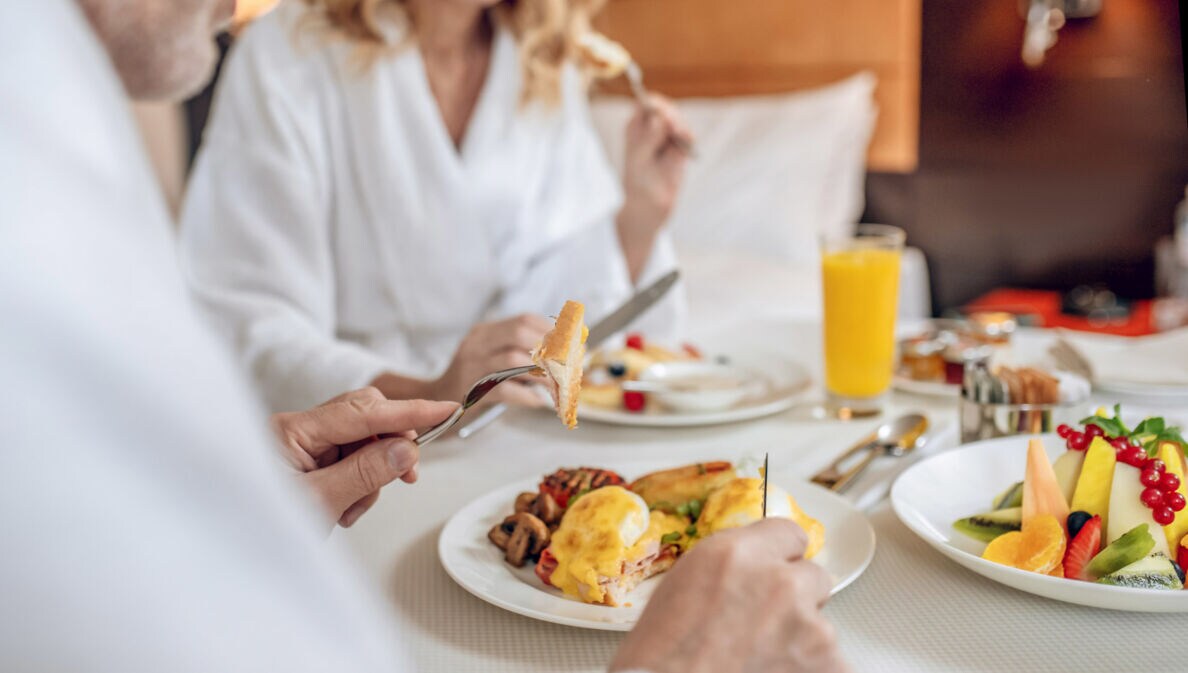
[
  {"xmin": 439, "ymin": 461, "xmax": 876, "ymax": 631},
  {"xmin": 891, "ymin": 435, "xmax": 1188, "ymax": 612},
  {"xmin": 577, "ymin": 361, "xmax": 811, "ymax": 428}
]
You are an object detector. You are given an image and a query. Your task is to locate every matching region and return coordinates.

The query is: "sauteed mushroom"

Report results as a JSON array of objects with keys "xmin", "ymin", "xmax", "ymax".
[{"xmin": 503, "ymin": 512, "xmax": 550, "ymax": 567}]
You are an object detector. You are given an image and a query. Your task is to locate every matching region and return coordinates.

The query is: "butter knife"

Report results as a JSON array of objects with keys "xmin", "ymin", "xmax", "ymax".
[
  {"xmin": 457, "ymin": 270, "xmax": 682, "ymax": 439},
  {"xmin": 761, "ymin": 452, "xmax": 769, "ymax": 518}
]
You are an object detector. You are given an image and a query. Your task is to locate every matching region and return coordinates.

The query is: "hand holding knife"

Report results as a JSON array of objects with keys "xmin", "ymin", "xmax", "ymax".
[{"xmin": 457, "ymin": 270, "xmax": 681, "ymax": 439}]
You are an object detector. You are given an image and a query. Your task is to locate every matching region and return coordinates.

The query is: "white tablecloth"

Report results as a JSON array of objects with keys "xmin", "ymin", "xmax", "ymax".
[{"xmin": 337, "ymin": 321, "xmax": 1188, "ymax": 672}]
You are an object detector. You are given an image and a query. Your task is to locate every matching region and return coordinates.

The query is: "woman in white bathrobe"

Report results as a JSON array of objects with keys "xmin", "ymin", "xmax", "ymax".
[{"xmin": 179, "ymin": 0, "xmax": 689, "ymax": 412}]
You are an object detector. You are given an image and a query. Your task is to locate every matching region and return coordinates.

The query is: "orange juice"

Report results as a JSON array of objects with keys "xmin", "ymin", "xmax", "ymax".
[{"xmin": 822, "ymin": 247, "xmax": 901, "ymax": 399}]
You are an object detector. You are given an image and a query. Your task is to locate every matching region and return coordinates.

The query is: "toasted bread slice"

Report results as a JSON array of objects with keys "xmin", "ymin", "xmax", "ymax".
[{"xmin": 532, "ymin": 301, "xmax": 587, "ymax": 428}]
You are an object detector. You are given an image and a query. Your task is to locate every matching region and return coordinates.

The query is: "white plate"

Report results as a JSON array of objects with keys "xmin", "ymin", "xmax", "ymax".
[
  {"xmin": 891, "ymin": 434, "xmax": 1188, "ymax": 612},
  {"xmin": 578, "ymin": 361, "xmax": 811, "ymax": 428},
  {"xmin": 439, "ymin": 462, "xmax": 876, "ymax": 630},
  {"xmin": 1095, "ymin": 378, "xmax": 1188, "ymax": 400},
  {"xmin": 892, "ymin": 374, "xmax": 960, "ymax": 398}
]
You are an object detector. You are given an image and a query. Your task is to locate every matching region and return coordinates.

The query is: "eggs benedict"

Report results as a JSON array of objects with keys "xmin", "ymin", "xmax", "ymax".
[
  {"xmin": 536, "ymin": 486, "xmax": 685, "ymax": 606},
  {"xmin": 696, "ymin": 478, "xmax": 825, "ymax": 558}
]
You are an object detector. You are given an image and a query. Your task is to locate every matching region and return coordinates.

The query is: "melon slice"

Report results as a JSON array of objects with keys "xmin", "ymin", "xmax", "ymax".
[
  {"xmin": 1158, "ymin": 442, "xmax": 1188, "ymax": 552},
  {"xmin": 1107, "ymin": 462, "xmax": 1172, "ymax": 558},
  {"xmin": 1023, "ymin": 438, "xmax": 1070, "ymax": 535},
  {"xmin": 1052, "ymin": 450, "xmax": 1085, "ymax": 506},
  {"xmin": 1070, "ymin": 437, "xmax": 1116, "ymax": 539}
]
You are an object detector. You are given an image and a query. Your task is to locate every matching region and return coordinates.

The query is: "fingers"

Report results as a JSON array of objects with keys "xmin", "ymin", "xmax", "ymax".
[
  {"xmin": 278, "ymin": 393, "xmax": 457, "ymax": 461},
  {"xmin": 627, "ymin": 95, "xmax": 693, "ymax": 159},
  {"xmin": 475, "ymin": 314, "xmax": 550, "ymax": 354},
  {"xmin": 338, "ymin": 491, "xmax": 379, "ymax": 528},
  {"xmin": 305, "ymin": 435, "xmax": 419, "ymax": 519}
]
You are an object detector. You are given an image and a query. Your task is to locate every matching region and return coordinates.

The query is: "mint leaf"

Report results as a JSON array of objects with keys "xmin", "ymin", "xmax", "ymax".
[
  {"xmin": 1136, "ymin": 418, "xmax": 1165, "ymax": 435},
  {"xmin": 1079, "ymin": 414, "xmax": 1125, "ymax": 437}
]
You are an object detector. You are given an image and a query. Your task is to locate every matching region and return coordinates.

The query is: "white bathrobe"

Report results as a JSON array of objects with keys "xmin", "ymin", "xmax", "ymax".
[
  {"xmin": 0, "ymin": 1, "xmax": 406, "ymax": 670},
  {"xmin": 180, "ymin": 6, "xmax": 681, "ymax": 412}
]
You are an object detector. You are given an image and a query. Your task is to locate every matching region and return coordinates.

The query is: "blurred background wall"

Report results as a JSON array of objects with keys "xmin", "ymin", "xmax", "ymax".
[{"xmin": 864, "ymin": 0, "xmax": 1187, "ymax": 312}]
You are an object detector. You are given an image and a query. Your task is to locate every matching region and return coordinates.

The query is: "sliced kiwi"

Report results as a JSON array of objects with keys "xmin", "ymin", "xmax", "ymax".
[
  {"xmin": 953, "ymin": 507, "xmax": 1022, "ymax": 543},
  {"xmin": 1084, "ymin": 524, "xmax": 1155, "ymax": 581},
  {"xmin": 991, "ymin": 481, "xmax": 1024, "ymax": 510},
  {"xmin": 1097, "ymin": 553, "xmax": 1181, "ymax": 590}
]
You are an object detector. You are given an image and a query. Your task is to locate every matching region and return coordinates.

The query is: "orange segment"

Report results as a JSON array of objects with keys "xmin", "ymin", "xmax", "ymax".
[
  {"xmin": 1048, "ymin": 563, "xmax": 1063, "ymax": 577},
  {"xmin": 982, "ymin": 531, "xmax": 1023, "ymax": 566},
  {"xmin": 1016, "ymin": 514, "xmax": 1067, "ymax": 574}
]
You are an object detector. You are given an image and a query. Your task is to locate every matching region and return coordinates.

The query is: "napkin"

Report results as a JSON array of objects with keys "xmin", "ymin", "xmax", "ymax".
[
  {"xmin": 1060, "ymin": 328, "xmax": 1188, "ymax": 387},
  {"xmin": 845, "ymin": 417, "xmax": 959, "ymax": 512}
]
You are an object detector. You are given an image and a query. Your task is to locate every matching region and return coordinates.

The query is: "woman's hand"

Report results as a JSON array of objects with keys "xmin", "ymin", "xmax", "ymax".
[
  {"xmin": 617, "ymin": 94, "xmax": 692, "ymax": 280},
  {"xmin": 271, "ymin": 387, "xmax": 458, "ymax": 529},
  {"xmin": 429, "ymin": 314, "xmax": 552, "ymax": 407},
  {"xmin": 611, "ymin": 518, "xmax": 850, "ymax": 673}
]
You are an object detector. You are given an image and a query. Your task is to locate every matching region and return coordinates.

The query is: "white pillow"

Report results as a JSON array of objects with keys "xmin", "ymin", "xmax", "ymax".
[{"xmin": 590, "ymin": 71, "xmax": 877, "ymax": 265}]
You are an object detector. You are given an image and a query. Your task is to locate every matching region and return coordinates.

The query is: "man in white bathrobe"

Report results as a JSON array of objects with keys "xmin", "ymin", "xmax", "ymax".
[{"xmin": 0, "ymin": 1, "xmax": 847, "ymax": 672}]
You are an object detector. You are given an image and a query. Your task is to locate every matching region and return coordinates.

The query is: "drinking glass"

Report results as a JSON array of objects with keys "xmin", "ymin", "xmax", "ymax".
[{"xmin": 821, "ymin": 224, "xmax": 905, "ymax": 417}]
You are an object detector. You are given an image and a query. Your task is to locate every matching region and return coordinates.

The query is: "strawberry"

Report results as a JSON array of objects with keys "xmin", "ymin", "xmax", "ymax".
[
  {"xmin": 1063, "ymin": 514, "xmax": 1102, "ymax": 581},
  {"xmin": 623, "ymin": 390, "xmax": 646, "ymax": 412}
]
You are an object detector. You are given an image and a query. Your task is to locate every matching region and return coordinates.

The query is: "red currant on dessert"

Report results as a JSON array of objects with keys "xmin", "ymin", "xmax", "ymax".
[
  {"xmin": 625, "ymin": 333, "xmax": 645, "ymax": 350},
  {"xmin": 622, "ymin": 390, "xmax": 646, "ymax": 412},
  {"xmin": 1147, "ymin": 459, "xmax": 1167, "ymax": 474},
  {"xmin": 1164, "ymin": 492, "xmax": 1186, "ymax": 512},
  {"xmin": 1153, "ymin": 507, "xmax": 1176, "ymax": 526},
  {"xmin": 1160, "ymin": 472, "xmax": 1182, "ymax": 492},
  {"xmin": 1141, "ymin": 487, "xmax": 1165, "ymax": 508},
  {"xmin": 1141, "ymin": 468, "xmax": 1163, "ymax": 488},
  {"xmin": 1109, "ymin": 436, "xmax": 1131, "ymax": 451},
  {"xmin": 1119, "ymin": 446, "xmax": 1147, "ymax": 467},
  {"xmin": 1068, "ymin": 432, "xmax": 1089, "ymax": 451},
  {"xmin": 1084, "ymin": 423, "xmax": 1104, "ymax": 438},
  {"xmin": 1056, "ymin": 424, "xmax": 1073, "ymax": 439}
]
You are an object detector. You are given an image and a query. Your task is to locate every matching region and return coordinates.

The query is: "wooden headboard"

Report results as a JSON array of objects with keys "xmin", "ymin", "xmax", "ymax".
[{"xmin": 592, "ymin": 0, "xmax": 922, "ymax": 172}]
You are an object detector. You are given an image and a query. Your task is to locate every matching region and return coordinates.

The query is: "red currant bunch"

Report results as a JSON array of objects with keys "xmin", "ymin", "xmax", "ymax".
[{"xmin": 1135, "ymin": 456, "xmax": 1185, "ymax": 525}]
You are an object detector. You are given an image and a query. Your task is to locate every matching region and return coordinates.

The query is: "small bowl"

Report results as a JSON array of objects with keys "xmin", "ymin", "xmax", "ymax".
[{"xmin": 634, "ymin": 362, "xmax": 753, "ymax": 412}]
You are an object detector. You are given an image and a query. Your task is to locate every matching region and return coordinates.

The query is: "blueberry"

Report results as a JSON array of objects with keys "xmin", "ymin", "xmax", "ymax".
[
  {"xmin": 607, "ymin": 362, "xmax": 627, "ymax": 378},
  {"xmin": 1173, "ymin": 561, "xmax": 1186, "ymax": 585},
  {"xmin": 1067, "ymin": 511, "xmax": 1092, "ymax": 539}
]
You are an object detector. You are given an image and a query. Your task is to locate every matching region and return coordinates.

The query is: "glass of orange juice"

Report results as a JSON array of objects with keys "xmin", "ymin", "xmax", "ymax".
[{"xmin": 821, "ymin": 224, "xmax": 905, "ymax": 417}]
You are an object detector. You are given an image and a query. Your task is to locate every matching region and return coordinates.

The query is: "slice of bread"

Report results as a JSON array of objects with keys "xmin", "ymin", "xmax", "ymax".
[{"xmin": 532, "ymin": 301, "xmax": 587, "ymax": 429}]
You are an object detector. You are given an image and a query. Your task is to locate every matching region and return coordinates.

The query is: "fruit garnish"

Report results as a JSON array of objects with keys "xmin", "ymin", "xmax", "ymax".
[
  {"xmin": 982, "ymin": 531, "xmax": 1023, "ymax": 566},
  {"xmin": 1014, "ymin": 514, "xmax": 1067, "ymax": 574},
  {"xmin": 1108, "ymin": 462, "xmax": 1173, "ymax": 557},
  {"xmin": 1063, "ymin": 514, "xmax": 1102, "ymax": 580},
  {"xmin": 991, "ymin": 482, "xmax": 1024, "ymax": 510},
  {"xmin": 1023, "ymin": 439, "xmax": 1070, "ymax": 535},
  {"xmin": 1070, "ymin": 438, "xmax": 1116, "ymax": 534},
  {"xmin": 1177, "ymin": 536, "xmax": 1188, "ymax": 580},
  {"xmin": 1077, "ymin": 406, "xmax": 1185, "ymax": 457},
  {"xmin": 623, "ymin": 390, "xmax": 646, "ymax": 412},
  {"xmin": 953, "ymin": 508, "xmax": 1022, "ymax": 543},
  {"xmin": 1084, "ymin": 524, "xmax": 1156, "ymax": 580},
  {"xmin": 1067, "ymin": 511, "xmax": 1092, "ymax": 540},
  {"xmin": 607, "ymin": 362, "xmax": 627, "ymax": 378},
  {"xmin": 1096, "ymin": 554, "xmax": 1182, "ymax": 590},
  {"xmin": 625, "ymin": 333, "xmax": 645, "ymax": 350},
  {"xmin": 1160, "ymin": 445, "xmax": 1188, "ymax": 551}
]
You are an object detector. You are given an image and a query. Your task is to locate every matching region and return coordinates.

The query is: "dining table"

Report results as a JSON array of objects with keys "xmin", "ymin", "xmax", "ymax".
[{"xmin": 335, "ymin": 318, "xmax": 1188, "ymax": 672}]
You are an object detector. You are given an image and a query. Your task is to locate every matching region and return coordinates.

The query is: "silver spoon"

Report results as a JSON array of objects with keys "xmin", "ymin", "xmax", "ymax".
[{"xmin": 809, "ymin": 414, "xmax": 930, "ymax": 493}]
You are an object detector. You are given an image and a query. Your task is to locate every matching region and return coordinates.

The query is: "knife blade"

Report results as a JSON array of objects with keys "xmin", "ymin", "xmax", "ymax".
[
  {"xmin": 457, "ymin": 270, "xmax": 681, "ymax": 439},
  {"xmin": 761, "ymin": 452, "xmax": 769, "ymax": 518}
]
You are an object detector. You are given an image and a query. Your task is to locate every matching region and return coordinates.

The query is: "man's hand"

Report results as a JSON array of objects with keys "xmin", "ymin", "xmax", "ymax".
[
  {"xmin": 270, "ymin": 387, "xmax": 458, "ymax": 528},
  {"xmin": 611, "ymin": 518, "xmax": 850, "ymax": 673}
]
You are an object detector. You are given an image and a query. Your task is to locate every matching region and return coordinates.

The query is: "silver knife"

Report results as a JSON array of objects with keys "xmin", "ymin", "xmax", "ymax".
[
  {"xmin": 761, "ymin": 452, "xmax": 769, "ymax": 518},
  {"xmin": 457, "ymin": 270, "xmax": 682, "ymax": 439}
]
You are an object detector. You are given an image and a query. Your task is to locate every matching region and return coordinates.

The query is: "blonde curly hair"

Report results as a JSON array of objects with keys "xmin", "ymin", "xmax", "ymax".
[{"xmin": 299, "ymin": 0, "xmax": 607, "ymax": 105}]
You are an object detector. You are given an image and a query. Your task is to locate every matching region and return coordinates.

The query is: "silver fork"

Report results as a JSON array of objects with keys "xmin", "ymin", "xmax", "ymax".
[
  {"xmin": 625, "ymin": 61, "xmax": 696, "ymax": 156},
  {"xmin": 415, "ymin": 365, "xmax": 540, "ymax": 446}
]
